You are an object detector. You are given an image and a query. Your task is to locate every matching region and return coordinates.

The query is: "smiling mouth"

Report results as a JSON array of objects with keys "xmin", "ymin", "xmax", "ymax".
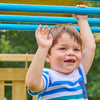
[{"xmin": 64, "ymin": 59, "xmax": 76, "ymax": 63}]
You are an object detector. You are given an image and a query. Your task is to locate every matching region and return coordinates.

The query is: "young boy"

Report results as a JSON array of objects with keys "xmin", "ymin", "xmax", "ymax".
[{"xmin": 26, "ymin": 5, "xmax": 96, "ymax": 100}]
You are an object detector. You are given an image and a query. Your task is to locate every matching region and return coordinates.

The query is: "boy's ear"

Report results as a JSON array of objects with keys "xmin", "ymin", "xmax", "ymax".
[{"xmin": 46, "ymin": 54, "xmax": 50, "ymax": 63}]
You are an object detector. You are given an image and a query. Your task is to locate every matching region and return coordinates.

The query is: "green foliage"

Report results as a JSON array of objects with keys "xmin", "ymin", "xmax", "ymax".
[
  {"xmin": 86, "ymin": 43, "xmax": 100, "ymax": 99},
  {"xmin": 0, "ymin": 30, "xmax": 38, "ymax": 54},
  {"xmin": 89, "ymin": 1, "xmax": 100, "ymax": 7},
  {"xmin": 0, "ymin": 35, "xmax": 12, "ymax": 53},
  {"xmin": 86, "ymin": 2, "xmax": 100, "ymax": 99}
]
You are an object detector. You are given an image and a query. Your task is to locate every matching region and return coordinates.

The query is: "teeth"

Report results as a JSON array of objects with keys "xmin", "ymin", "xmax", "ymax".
[
  {"xmin": 72, "ymin": 60, "xmax": 74, "ymax": 62},
  {"xmin": 64, "ymin": 59, "xmax": 75, "ymax": 63}
]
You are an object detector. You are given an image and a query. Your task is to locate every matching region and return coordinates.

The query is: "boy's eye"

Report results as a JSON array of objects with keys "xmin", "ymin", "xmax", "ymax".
[
  {"xmin": 74, "ymin": 49, "xmax": 80, "ymax": 51},
  {"xmin": 60, "ymin": 48, "xmax": 66, "ymax": 50}
]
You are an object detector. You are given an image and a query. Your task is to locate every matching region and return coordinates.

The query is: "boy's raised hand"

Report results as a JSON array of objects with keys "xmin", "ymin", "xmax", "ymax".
[
  {"xmin": 74, "ymin": 5, "xmax": 88, "ymax": 20},
  {"xmin": 35, "ymin": 25, "xmax": 53, "ymax": 48}
]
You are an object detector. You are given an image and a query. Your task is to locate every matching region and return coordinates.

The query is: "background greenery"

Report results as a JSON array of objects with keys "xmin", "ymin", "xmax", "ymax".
[{"xmin": 0, "ymin": 1, "xmax": 100, "ymax": 100}]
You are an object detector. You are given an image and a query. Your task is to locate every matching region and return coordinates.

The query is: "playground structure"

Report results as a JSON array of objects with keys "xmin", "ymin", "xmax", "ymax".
[
  {"xmin": 0, "ymin": 54, "xmax": 36, "ymax": 100},
  {"xmin": 0, "ymin": 2, "xmax": 100, "ymax": 100},
  {"xmin": 0, "ymin": 0, "xmax": 88, "ymax": 16}
]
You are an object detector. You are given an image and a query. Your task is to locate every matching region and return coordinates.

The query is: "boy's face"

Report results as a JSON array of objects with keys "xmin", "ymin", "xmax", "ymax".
[{"xmin": 46, "ymin": 33, "xmax": 81, "ymax": 75}]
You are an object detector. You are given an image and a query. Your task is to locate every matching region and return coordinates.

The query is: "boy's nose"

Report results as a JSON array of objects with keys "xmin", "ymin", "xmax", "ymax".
[{"xmin": 67, "ymin": 50, "xmax": 75, "ymax": 56}]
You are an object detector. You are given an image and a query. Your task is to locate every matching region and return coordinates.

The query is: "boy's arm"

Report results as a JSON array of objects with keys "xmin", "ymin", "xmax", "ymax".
[
  {"xmin": 75, "ymin": 5, "xmax": 96, "ymax": 75},
  {"xmin": 25, "ymin": 25, "xmax": 52, "ymax": 92},
  {"xmin": 78, "ymin": 19, "xmax": 96, "ymax": 75}
]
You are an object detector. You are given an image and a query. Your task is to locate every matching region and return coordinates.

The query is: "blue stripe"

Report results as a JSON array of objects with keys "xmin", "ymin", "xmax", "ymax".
[
  {"xmin": 42, "ymin": 74, "xmax": 48, "ymax": 90},
  {"xmin": 28, "ymin": 88, "xmax": 39, "ymax": 95},
  {"xmin": 39, "ymin": 86, "xmax": 82, "ymax": 97},
  {"xmin": 78, "ymin": 66, "xmax": 84, "ymax": 80},
  {"xmin": 78, "ymin": 66, "xmax": 88, "ymax": 99},
  {"xmin": 49, "ymin": 77, "xmax": 83, "ymax": 87},
  {"xmin": 43, "ymin": 71, "xmax": 49, "ymax": 75},
  {"xmin": 79, "ymin": 81, "xmax": 88, "ymax": 99}
]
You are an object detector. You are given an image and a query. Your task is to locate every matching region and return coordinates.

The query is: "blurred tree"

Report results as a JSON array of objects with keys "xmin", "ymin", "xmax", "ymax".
[{"xmin": 86, "ymin": 1, "xmax": 100, "ymax": 100}]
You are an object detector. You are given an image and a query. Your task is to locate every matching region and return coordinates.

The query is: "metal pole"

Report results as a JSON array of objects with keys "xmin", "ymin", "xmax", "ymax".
[
  {"xmin": 0, "ymin": 15, "xmax": 100, "ymax": 25},
  {"xmin": 0, "ymin": 24, "xmax": 100, "ymax": 32},
  {"xmin": 0, "ymin": 3, "xmax": 100, "ymax": 15}
]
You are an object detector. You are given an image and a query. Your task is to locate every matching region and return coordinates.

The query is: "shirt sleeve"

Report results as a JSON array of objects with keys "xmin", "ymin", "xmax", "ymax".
[
  {"xmin": 27, "ymin": 70, "xmax": 50, "ymax": 96},
  {"xmin": 78, "ymin": 64, "xmax": 87, "ymax": 84}
]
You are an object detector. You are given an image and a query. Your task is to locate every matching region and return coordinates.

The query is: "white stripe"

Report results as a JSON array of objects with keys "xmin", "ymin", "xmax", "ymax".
[
  {"xmin": 42, "ymin": 73, "xmax": 50, "ymax": 89},
  {"xmin": 40, "ymin": 90, "xmax": 83, "ymax": 100}
]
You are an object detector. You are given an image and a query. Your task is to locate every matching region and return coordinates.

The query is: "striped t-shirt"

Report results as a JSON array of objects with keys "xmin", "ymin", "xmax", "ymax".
[{"xmin": 28, "ymin": 64, "xmax": 88, "ymax": 100}]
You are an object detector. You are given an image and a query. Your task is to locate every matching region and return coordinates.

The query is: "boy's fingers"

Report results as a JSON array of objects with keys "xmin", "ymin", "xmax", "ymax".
[
  {"xmin": 47, "ymin": 28, "xmax": 50, "ymax": 33},
  {"xmin": 83, "ymin": 5, "xmax": 87, "ymax": 7},
  {"xmin": 38, "ymin": 25, "xmax": 42, "ymax": 29},
  {"xmin": 79, "ymin": 4, "xmax": 84, "ymax": 8},
  {"xmin": 36, "ymin": 25, "xmax": 41, "ymax": 33},
  {"xmin": 41, "ymin": 25, "xmax": 49, "ymax": 35},
  {"xmin": 36, "ymin": 25, "xmax": 49, "ymax": 35},
  {"xmin": 76, "ymin": 5, "xmax": 80, "ymax": 7},
  {"xmin": 84, "ymin": 5, "xmax": 88, "ymax": 7},
  {"xmin": 76, "ymin": 4, "xmax": 87, "ymax": 8},
  {"xmin": 44, "ymin": 28, "xmax": 50, "ymax": 35},
  {"xmin": 42, "ymin": 25, "xmax": 47, "ymax": 30}
]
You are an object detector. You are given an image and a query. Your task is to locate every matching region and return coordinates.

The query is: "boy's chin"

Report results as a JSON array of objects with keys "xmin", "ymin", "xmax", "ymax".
[{"xmin": 59, "ymin": 70, "xmax": 74, "ymax": 75}]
